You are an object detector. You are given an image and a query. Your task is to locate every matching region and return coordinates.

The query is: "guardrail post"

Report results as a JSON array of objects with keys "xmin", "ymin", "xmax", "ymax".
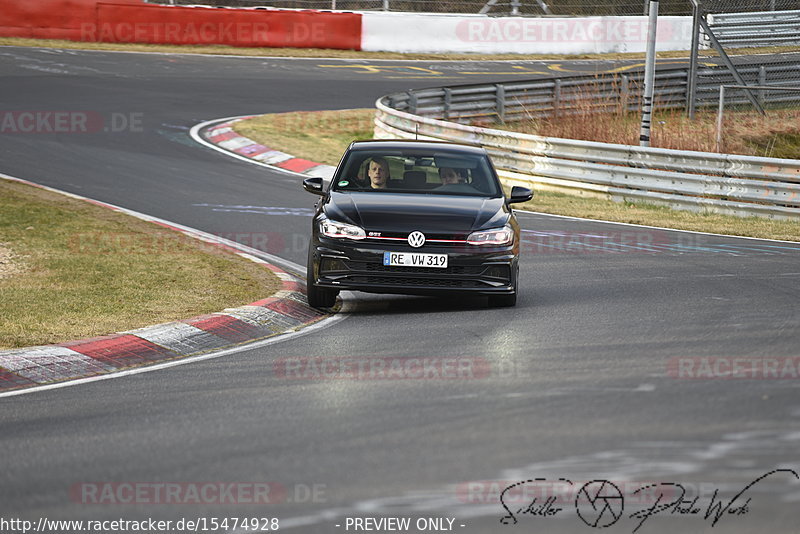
[
  {"xmin": 716, "ymin": 85, "xmax": 726, "ymax": 153},
  {"xmin": 495, "ymin": 84, "xmax": 506, "ymax": 123},
  {"xmin": 408, "ymin": 91, "xmax": 418, "ymax": 115},
  {"xmin": 620, "ymin": 75, "xmax": 630, "ymax": 113},
  {"xmin": 553, "ymin": 78, "xmax": 562, "ymax": 118},
  {"xmin": 639, "ymin": 0, "xmax": 659, "ymax": 147},
  {"xmin": 759, "ymin": 66, "xmax": 767, "ymax": 108},
  {"xmin": 443, "ymin": 88, "xmax": 452, "ymax": 121},
  {"xmin": 687, "ymin": 0, "xmax": 701, "ymax": 119}
]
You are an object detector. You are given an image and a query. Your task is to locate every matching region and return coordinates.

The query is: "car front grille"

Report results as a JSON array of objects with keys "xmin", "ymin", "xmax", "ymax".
[
  {"xmin": 349, "ymin": 276, "xmax": 485, "ymax": 288},
  {"xmin": 345, "ymin": 261, "xmax": 485, "ymax": 276},
  {"xmin": 319, "ymin": 257, "xmax": 510, "ymax": 290}
]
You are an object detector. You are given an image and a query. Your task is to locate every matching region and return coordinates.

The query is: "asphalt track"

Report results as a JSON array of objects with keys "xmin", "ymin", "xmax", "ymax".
[{"xmin": 1, "ymin": 47, "xmax": 800, "ymax": 533}]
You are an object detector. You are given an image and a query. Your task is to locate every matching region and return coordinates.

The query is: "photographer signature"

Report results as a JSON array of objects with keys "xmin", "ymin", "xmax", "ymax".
[{"xmin": 499, "ymin": 469, "xmax": 798, "ymax": 532}]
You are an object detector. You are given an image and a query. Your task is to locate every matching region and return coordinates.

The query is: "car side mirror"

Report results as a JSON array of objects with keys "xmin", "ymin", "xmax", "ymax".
[
  {"xmin": 508, "ymin": 186, "xmax": 533, "ymax": 204},
  {"xmin": 303, "ymin": 177, "xmax": 325, "ymax": 196}
]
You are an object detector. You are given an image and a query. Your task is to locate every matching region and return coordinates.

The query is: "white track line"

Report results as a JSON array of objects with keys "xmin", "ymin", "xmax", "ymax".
[
  {"xmin": 0, "ymin": 314, "xmax": 345, "ymax": 399},
  {"xmin": 0, "ymin": 44, "xmax": 654, "ymax": 63},
  {"xmin": 7, "ymin": 43, "xmax": 792, "ymax": 63},
  {"xmin": 0, "ymin": 170, "xmax": 347, "ymax": 398}
]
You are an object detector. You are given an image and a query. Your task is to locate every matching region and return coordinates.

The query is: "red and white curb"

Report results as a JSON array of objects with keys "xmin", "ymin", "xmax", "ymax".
[
  {"xmin": 0, "ymin": 173, "xmax": 332, "ymax": 395},
  {"xmin": 194, "ymin": 116, "xmax": 336, "ymax": 180}
]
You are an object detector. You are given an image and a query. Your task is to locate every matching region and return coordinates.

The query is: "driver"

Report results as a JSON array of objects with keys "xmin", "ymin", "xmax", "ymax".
[{"xmin": 366, "ymin": 157, "xmax": 390, "ymax": 189}]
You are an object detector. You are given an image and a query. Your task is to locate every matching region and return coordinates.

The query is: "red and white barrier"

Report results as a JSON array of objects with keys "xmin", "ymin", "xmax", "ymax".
[{"xmin": 0, "ymin": 0, "xmax": 693, "ymax": 55}]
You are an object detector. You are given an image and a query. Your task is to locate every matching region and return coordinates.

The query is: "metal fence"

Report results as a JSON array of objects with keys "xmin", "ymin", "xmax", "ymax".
[
  {"xmin": 145, "ymin": 1, "xmax": 794, "ymax": 15},
  {"xmin": 387, "ymin": 56, "xmax": 800, "ymax": 124},
  {"xmin": 707, "ymin": 9, "xmax": 800, "ymax": 47},
  {"xmin": 692, "ymin": 7, "xmax": 800, "ymax": 126},
  {"xmin": 374, "ymin": 96, "xmax": 800, "ymax": 219}
]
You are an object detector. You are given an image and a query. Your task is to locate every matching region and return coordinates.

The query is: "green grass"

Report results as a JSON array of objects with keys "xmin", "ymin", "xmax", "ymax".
[
  {"xmin": 0, "ymin": 180, "xmax": 281, "ymax": 349},
  {"xmin": 744, "ymin": 132, "xmax": 800, "ymax": 160},
  {"xmin": 233, "ymin": 108, "xmax": 800, "ymax": 242},
  {"xmin": 234, "ymin": 109, "xmax": 375, "ymax": 165}
]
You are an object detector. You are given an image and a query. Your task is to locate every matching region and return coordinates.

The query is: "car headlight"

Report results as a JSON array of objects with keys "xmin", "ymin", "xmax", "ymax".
[
  {"xmin": 467, "ymin": 226, "xmax": 514, "ymax": 246},
  {"xmin": 320, "ymin": 220, "xmax": 366, "ymax": 240}
]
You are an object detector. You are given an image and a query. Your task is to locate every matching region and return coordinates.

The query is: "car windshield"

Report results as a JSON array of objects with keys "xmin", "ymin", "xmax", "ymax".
[{"xmin": 332, "ymin": 149, "xmax": 502, "ymax": 197}]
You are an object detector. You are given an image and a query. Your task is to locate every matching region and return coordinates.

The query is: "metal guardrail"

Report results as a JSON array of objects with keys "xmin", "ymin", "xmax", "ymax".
[
  {"xmin": 707, "ymin": 10, "xmax": 800, "ymax": 47},
  {"xmin": 374, "ymin": 95, "xmax": 800, "ymax": 219},
  {"xmin": 387, "ymin": 58, "xmax": 800, "ymax": 124}
]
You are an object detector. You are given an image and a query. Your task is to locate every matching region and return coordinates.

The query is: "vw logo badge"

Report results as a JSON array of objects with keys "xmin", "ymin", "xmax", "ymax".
[{"xmin": 407, "ymin": 231, "xmax": 426, "ymax": 248}]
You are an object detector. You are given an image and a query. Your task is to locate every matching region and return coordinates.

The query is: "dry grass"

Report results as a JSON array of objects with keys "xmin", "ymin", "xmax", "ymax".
[
  {"xmin": 3, "ymin": 36, "xmax": 798, "ymax": 61},
  {"xmin": 506, "ymin": 107, "xmax": 800, "ymax": 159},
  {"xmin": 233, "ymin": 108, "xmax": 800, "ymax": 241},
  {"xmin": 0, "ymin": 243, "xmax": 27, "ymax": 280},
  {"xmin": 0, "ymin": 180, "xmax": 281, "ymax": 349}
]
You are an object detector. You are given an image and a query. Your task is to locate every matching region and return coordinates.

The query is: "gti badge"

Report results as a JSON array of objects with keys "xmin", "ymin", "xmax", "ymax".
[{"xmin": 407, "ymin": 231, "xmax": 426, "ymax": 248}]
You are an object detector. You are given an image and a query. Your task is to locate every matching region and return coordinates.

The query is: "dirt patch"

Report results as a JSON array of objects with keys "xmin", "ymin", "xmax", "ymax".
[{"xmin": 0, "ymin": 243, "xmax": 26, "ymax": 280}]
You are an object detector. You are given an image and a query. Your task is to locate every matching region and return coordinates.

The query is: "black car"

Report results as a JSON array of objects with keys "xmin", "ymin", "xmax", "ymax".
[{"xmin": 302, "ymin": 140, "xmax": 532, "ymax": 309}]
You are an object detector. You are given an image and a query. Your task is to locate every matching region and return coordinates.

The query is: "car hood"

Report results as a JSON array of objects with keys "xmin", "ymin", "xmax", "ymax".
[{"xmin": 325, "ymin": 192, "xmax": 509, "ymax": 233}]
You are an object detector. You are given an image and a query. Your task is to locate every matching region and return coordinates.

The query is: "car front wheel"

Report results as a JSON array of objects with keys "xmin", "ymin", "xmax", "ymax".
[
  {"xmin": 306, "ymin": 250, "xmax": 338, "ymax": 309},
  {"xmin": 488, "ymin": 264, "xmax": 518, "ymax": 307}
]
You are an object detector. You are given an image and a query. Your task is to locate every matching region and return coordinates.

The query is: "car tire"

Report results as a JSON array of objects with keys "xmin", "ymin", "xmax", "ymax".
[
  {"xmin": 306, "ymin": 250, "xmax": 338, "ymax": 309},
  {"xmin": 488, "ymin": 264, "xmax": 518, "ymax": 307}
]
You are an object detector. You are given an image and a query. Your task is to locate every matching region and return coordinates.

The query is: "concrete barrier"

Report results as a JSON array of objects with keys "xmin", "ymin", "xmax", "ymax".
[
  {"xmin": 361, "ymin": 12, "xmax": 694, "ymax": 54},
  {"xmin": 0, "ymin": 1, "xmax": 693, "ymax": 55}
]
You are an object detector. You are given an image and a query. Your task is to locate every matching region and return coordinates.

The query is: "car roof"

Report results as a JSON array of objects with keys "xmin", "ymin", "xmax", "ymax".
[{"xmin": 348, "ymin": 139, "xmax": 487, "ymax": 155}]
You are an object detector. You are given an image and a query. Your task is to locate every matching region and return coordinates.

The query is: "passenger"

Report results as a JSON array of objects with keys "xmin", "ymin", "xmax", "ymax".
[
  {"xmin": 366, "ymin": 157, "xmax": 390, "ymax": 189},
  {"xmin": 439, "ymin": 167, "xmax": 467, "ymax": 185}
]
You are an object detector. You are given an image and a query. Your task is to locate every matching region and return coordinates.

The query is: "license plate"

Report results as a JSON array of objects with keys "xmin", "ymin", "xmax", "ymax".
[{"xmin": 383, "ymin": 252, "xmax": 448, "ymax": 268}]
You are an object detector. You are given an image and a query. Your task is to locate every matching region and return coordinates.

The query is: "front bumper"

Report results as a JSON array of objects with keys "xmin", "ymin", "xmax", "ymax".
[{"xmin": 310, "ymin": 238, "xmax": 518, "ymax": 297}]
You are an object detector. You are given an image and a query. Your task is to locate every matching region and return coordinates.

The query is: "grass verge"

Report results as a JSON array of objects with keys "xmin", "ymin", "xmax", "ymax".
[
  {"xmin": 508, "ymin": 190, "xmax": 800, "ymax": 242},
  {"xmin": 0, "ymin": 179, "xmax": 281, "ymax": 349},
  {"xmin": 3, "ymin": 36, "xmax": 799, "ymax": 61},
  {"xmin": 501, "ymin": 108, "xmax": 800, "ymax": 159},
  {"xmin": 232, "ymin": 108, "xmax": 800, "ymax": 242},
  {"xmin": 234, "ymin": 109, "xmax": 375, "ymax": 165}
]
